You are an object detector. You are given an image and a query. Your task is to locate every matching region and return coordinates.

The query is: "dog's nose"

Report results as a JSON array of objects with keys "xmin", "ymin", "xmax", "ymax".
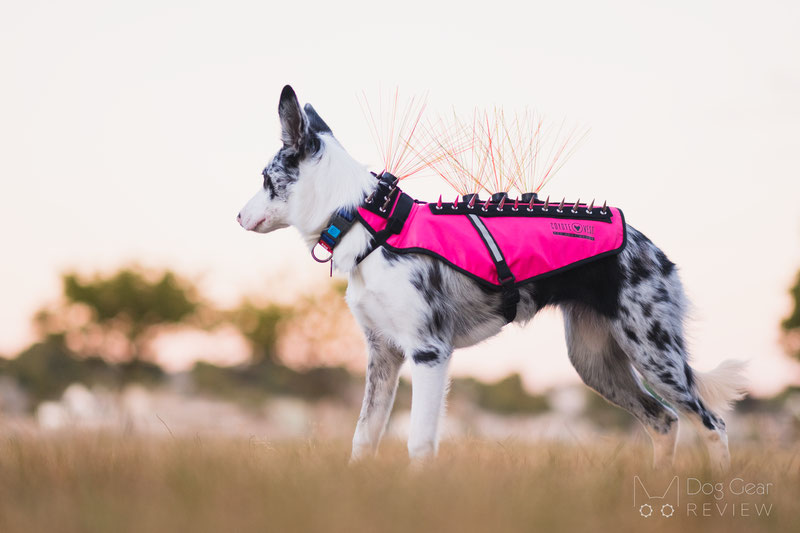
[{"xmin": 237, "ymin": 212, "xmax": 242, "ymax": 224}]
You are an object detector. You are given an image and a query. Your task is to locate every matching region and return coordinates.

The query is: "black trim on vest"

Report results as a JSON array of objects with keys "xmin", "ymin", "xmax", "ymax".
[
  {"xmin": 356, "ymin": 192, "xmax": 415, "ymax": 264},
  {"xmin": 428, "ymin": 201, "xmax": 614, "ymax": 222},
  {"xmin": 466, "ymin": 214, "xmax": 520, "ymax": 323}
]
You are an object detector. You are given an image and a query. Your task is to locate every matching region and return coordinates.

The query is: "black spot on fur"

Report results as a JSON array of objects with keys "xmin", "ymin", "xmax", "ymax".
[
  {"xmin": 673, "ymin": 334, "xmax": 685, "ymax": 352},
  {"xmin": 642, "ymin": 302, "xmax": 653, "ymax": 318},
  {"xmin": 655, "ymin": 249, "xmax": 675, "ymax": 276},
  {"xmin": 640, "ymin": 394, "xmax": 664, "ymax": 419},
  {"xmin": 428, "ymin": 264, "xmax": 443, "ymax": 292},
  {"xmin": 655, "ymin": 285, "xmax": 670, "ymax": 303},
  {"xmin": 381, "ymin": 248, "xmax": 403, "ymax": 265},
  {"xmin": 262, "ymin": 172, "xmax": 277, "ymax": 196},
  {"xmin": 658, "ymin": 371, "xmax": 678, "ymax": 388},
  {"xmin": 412, "ymin": 350, "xmax": 439, "ymax": 365},
  {"xmin": 410, "ymin": 271, "xmax": 425, "ymax": 292},
  {"xmin": 411, "ymin": 269, "xmax": 439, "ymax": 303},
  {"xmin": 628, "ymin": 256, "xmax": 652, "ymax": 286},
  {"xmin": 431, "ymin": 309, "xmax": 445, "ymax": 332},
  {"xmin": 683, "ymin": 399, "xmax": 717, "ymax": 430},
  {"xmin": 683, "ymin": 363, "xmax": 694, "ymax": 389},
  {"xmin": 647, "ymin": 321, "xmax": 672, "ymax": 351},
  {"xmin": 624, "ymin": 327, "xmax": 639, "ymax": 343}
]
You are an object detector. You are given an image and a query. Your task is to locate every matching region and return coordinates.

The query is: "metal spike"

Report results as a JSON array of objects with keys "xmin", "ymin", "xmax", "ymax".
[
  {"xmin": 391, "ymin": 178, "xmax": 399, "ymax": 187},
  {"xmin": 513, "ymin": 197, "xmax": 519, "ymax": 211},
  {"xmin": 498, "ymin": 196, "xmax": 506, "ymax": 210},
  {"xmin": 452, "ymin": 196, "xmax": 459, "ymax": 209},
  {"xmin": 542, "ymin": 195, "xmax": 550, "ymax": 211},
  {"xmin": 468, "ymin": 195, "xmax": 477, "ymax": 208},
  {"xmin": 365, "ymin": 191, "xmax": 375, "ymax": 204},
  {"xmin": 557, "ymin": 197, "xmax": 565, "ymax": 213},
  {"xmin": 380, "ymin": 192, "xmax": 394, "ymax": 212},
  {"xmin": 587, "ymin": 199, "xmax": 594, "ymax": 213},
  {"xmin": 482, "ymin": 198, "xmax": 491, "ymax": 211},
  {"xmin": 571, "ymin": 198, "xmax": 580, "ymax": 214},
  {"xmin": 601, "ymin": 200, "xmax": 608, "ymax": 214},
  {"xmin": 436, "ymin": 195, "xmax": 443, "ymax": 209}
]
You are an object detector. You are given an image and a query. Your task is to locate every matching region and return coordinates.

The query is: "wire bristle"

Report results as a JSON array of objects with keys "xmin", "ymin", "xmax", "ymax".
[
  {"xmin": 359, "ymin": 90, "xmax": 589, "ymax": 198},
  {"xmin": 358, "ymin": 88, "xmax": 432, "ymax": 180},
  {"xmin": 410, "ymin": 106, "xmax": 588, "ymax": 197}
]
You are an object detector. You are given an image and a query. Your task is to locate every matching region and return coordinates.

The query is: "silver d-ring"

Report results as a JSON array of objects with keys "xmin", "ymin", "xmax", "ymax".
[{"xmin": 311, "ymin": 243, "xmax": 333, "ymax": 263}]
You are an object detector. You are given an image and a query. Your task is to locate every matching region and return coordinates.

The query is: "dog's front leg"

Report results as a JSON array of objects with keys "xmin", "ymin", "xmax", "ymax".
[
  {"xmin": 407, "ymin": 347, "xmax": 452, "ymax": 462},
  {"xmin": 350, "ymin": 332, "xmax": 404, "ymax": 462}
]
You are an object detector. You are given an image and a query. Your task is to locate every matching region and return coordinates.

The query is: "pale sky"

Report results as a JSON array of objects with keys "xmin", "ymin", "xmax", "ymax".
[{"xmin": 2, "ymin": 0, "xmax": 799, "ymax": 395}]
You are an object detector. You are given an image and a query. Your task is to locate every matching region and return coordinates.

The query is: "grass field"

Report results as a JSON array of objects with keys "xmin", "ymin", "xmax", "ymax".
[{"xmin": 0, "ymin": 433, "xmax": 797, "ymax": 533}]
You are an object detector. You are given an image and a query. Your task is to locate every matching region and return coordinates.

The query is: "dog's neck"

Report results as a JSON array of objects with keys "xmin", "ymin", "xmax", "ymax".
[{"xmin": 288, "ymin": 135, "xmax": 377, "ymax": 274}]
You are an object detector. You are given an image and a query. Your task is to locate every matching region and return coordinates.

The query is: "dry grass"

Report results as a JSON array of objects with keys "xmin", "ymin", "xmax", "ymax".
[{"xmin": 0, "ymin": 433, "xmax": 797, "ymax": 533}]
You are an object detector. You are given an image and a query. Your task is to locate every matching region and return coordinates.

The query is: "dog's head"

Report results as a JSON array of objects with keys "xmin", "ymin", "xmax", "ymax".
[{"xmin": 237, "ymin": 85, "xmax": 333, "ymax": 233}]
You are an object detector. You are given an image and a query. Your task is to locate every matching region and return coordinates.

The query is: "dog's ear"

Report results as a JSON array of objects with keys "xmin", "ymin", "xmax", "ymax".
[
  {"xmin": 303, "ymin": 104, "xmax": 332, "ymax": 135},
  {"xmin": 278, "ymin": 85, "xmax": 308, "ymax": 149}
]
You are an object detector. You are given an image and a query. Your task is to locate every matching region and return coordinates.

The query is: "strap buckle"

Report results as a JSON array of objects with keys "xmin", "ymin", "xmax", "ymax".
[{"xmin": 498, "ymin": 272, "xmax": 516, "ymax": 286}]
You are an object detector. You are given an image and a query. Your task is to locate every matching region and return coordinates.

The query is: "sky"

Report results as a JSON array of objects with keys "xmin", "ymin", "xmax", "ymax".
[{"xmin": 1, "ymin": 0, "xmax": 799, "ymax": 395}]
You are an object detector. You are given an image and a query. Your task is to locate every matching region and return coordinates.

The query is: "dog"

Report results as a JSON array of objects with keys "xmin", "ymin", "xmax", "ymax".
[{"xmin": 238, "ymin": 85, "xmax": 745, "ymax": 470}]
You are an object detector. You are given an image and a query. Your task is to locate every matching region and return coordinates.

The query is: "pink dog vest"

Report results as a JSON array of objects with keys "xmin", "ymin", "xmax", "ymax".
[
  {"xmin": 345, "ymin": 175, "xmax": 627, "ymax": 322},
  {"xmin": 357, "ymin": 192, "xmax": 626, "ymax": 287}
]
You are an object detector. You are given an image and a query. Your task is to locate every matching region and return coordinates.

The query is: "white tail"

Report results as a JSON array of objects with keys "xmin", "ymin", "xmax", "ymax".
[{"xmin": 694, "ymin": 360, "xmax": 748, "ymax": 412}]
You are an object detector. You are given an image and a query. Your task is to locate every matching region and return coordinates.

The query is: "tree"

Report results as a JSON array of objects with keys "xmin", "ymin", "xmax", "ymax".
[
  {"xmin": 2, "ymin": 334, "xmax": 118, "ymax": 402},
  {"xmin": 38, "ymin": 267, "xmax": 202, "ymax": 368},
  {"xmin": 228, "ymin": 280, "xmax": 351, "ymax": 367},
  {"xmin": 781, "ymin": 270, "xmax": 800, "ymax": 360},
  {"xmin": 230, "ymin": 300, "xmax": 293, "ymax": 365}
]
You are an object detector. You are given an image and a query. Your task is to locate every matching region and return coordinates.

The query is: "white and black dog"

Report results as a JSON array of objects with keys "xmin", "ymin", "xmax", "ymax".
[{"xmin": 238, "ymin": 86, "xmax": 745, "ymax": 470}]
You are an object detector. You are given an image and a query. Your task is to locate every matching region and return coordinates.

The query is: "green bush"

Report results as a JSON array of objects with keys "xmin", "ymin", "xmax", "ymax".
[{"xmin": 453, "ymin": 374, "xmax": 549, "ymax": 415}]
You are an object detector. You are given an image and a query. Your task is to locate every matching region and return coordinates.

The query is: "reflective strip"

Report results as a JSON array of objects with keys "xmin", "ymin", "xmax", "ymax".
[{"xmin": 467, "ymin": 214, "xmax": 503, "ymax": 263}]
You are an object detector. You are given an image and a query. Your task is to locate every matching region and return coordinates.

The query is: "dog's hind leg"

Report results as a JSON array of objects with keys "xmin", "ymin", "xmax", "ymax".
[
  {"xmin": 613, "ymin": 314, "xmax": 740, "ymax": 472},
  {"xmin": 611, "ymin": 314, "xmax": 735, "ymax": 472},
  {"xmin": 350, "ymin": 332, "xmax": 404, "ymax": 462},
  {"xmin": 563, "ymin": 305, "xmax": 679, "ymax": 468},
  {"xmin": 609, "ymin": 228, "xmax": 745, "ymax": 471}
]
